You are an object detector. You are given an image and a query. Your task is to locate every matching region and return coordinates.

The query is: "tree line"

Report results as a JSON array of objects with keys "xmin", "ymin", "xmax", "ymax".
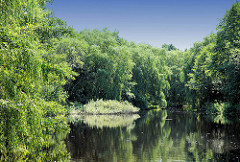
[{"xmin": 168, "ymin": 2, "xmax": 240, "ymax": 117}]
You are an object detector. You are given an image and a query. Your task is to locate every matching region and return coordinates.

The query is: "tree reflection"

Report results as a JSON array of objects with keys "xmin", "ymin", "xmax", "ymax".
[
  {"xmin": 68, "ymin": 114, "xmax": 140, "ymax": 128},
  {"xmin": 0, "ymin": 103, "xmax": 70, "ymax": 161},
  {"xmin": 66, "ymin": 114, "xmax": 139, "ymax": 161},
  {"xmin": 66, "ymin": 110, "xmax": 240, "ymax": 161}
]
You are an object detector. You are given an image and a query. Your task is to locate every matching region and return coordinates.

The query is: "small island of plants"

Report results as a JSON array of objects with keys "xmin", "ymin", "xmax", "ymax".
[{"xmin": 67, "ymin": 99, "xmax": 140, "ymax": 115}]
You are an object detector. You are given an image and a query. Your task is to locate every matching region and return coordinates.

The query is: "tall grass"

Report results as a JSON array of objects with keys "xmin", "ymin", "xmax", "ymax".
[{"xmin": 68, "ymin": 99, "xmax": 140, "ymax": 115}]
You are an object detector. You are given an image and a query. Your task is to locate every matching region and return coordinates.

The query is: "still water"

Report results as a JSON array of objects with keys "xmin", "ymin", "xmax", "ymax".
[{"xmin": 66, "ymin": 110, "xmax": 240, "ymax": 162}]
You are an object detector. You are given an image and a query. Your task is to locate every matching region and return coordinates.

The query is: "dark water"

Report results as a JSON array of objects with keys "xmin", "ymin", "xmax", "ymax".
[{"xmin": 66, "ymin": 110, "xmax": 240, "ymax": 162}]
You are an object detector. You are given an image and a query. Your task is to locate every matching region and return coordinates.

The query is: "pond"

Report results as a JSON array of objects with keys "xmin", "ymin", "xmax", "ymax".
[{"xmin": 66, "ymin": 109, "xmax": 240, "ymax": 161}]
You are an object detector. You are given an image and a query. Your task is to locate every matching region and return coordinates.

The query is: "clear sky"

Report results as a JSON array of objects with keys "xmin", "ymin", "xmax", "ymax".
[{"xmin": 46, "ymin": 0, "xmax": 236, "ymax": 50}]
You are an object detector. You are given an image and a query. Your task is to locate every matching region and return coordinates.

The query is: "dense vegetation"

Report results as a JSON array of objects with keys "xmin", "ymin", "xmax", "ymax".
[
  {"xmin": 0, "ymin": 0, "xmax": 72, "ymax": 160},
  {"xmin": 1, "ymin": 0, "xmax": 240, "ymax": 160},
  {"xmin": 68, "ymin": 99, "xmax": 139, "ymax": 115},
  {"xmin": 173, "ymin": 2, "xmax": 240, "ymax": 117},
  {"xmin": 60, "ymin": 29, "xmax": 170, "ymax": 109}
]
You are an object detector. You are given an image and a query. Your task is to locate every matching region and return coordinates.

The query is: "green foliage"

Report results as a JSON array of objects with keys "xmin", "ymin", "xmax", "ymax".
[
  {"xmin": 205, "ymin": 102, "xmax": 240, "ymax": 123},
  {"xmin": 213, "ymin": 2, "xmax": 240, "ymax": 104},
  {"xmin": 165, "ymin": 49, "xmax": 188, "ymax": 107},
  {"xmin": 67, "ymin": 99, "xmax": 140, "ymax": 115},
  {"xmin": 65, "ymin": 101, "xmax": 84, "ymax": 114},
  {"xmin": 0, "ymin": 98, "xmax": 70, "ymax": 161},
  {"xmin": 205, "ymin": 102, "xmax": 226, "ymax": 114},
  {"xmin": 163, "ymin": 2, "xmax": 240, "ymax": 117},
  {"xmin": 1, "ymin": 0, "xmax": 240, "ymax": 159},
  {"xmin": 182, "ymin": 2, "xmax": 240, "ymax": 114},
  {"xmin": 60, "ymin": 29, "xmax": 170, "ymax": 108},
  {"xmin": 82, "ymin": 99, "xmax": 139, "ymax": 114},
  {"xmin": 186, "ymin": 34, "xmax": 219, "ymax": 107},
  {"xmin": 61, "ymin": 29, "xmax": 134, "ymax": 104},
  {"xmin": 0, "ymin": 0, "xmax": 72, "ymax": 160},
  {"xmin": 162, "ymin": 43, "xmax": 178, "ymax": 51},
  {"xmin": 131, "ymin": 45, "xmax": 170, "ymax": 108}
]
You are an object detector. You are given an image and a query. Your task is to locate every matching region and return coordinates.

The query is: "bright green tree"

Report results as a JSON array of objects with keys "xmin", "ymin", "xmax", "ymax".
[{"xmin": 0, "ymin": 0, "xmax": 72, "ymax": 160}]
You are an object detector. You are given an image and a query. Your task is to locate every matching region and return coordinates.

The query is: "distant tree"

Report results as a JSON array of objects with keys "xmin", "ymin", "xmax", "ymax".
[
  {"xmin": 166, "ymin": 50, "xmax": 188, "ymax": 107},
  {"xmin": 162, "ymin": 43, "xmax": 178, "ymax": 51}
]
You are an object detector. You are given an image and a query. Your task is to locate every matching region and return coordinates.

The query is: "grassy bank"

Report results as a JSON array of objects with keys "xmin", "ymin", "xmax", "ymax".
[{"xmin": 67, "ymin": 99, "xmax": 140, "ymax": 115}]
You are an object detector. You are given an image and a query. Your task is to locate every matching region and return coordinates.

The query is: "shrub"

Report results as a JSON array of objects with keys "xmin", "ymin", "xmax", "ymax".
[{"xmin": 68, "ymin": 99, "xmax": 140, "ymax": 114}]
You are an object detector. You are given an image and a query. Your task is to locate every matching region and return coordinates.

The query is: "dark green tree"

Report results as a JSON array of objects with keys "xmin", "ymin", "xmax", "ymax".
[
  {"xmin": 213, "ymin": 2, "xmax": 240, "ymax": 104},
  {"xmin": 162, "ymin": 43, "xmax": 178, "ymax": 51}
]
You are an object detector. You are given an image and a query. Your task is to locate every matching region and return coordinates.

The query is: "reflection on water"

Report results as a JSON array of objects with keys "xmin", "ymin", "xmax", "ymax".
[
  {"xmin": 0, "ymin": 112, "xmax": 70, "ymax": 161},
  {"xmin": 66, "ymin": 109, "xmax": 240, "ymax": 161},
  {"xmin": 68, "ymin": 114, "xmax": 140, "ymax": 128},
  {"xmin": 206, "ymin": 113, "xmax": 240, "ymax": 125}
]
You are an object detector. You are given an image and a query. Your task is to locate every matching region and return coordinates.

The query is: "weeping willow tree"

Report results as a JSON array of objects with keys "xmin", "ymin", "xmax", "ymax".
[{"xmin": 0, "ymin": 0, "xmax": 73, "ymax": 160}]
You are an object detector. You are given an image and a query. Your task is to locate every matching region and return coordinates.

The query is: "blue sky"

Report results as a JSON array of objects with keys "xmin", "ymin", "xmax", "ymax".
[{"xmin": 47, "ymin": 0, "xmax": 236, "ymax": 50}]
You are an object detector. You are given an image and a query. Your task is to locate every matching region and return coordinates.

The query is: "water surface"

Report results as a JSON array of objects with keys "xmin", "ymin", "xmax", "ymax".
[{"xmin": 66, "ymin": 110, "xmax": 240, "ymax": 161}]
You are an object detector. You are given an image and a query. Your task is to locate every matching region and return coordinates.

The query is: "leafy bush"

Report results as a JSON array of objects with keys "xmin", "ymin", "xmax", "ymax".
[
  {"xmin": 0, "ymin": 0, "xmax": 72, "ymax": 160},
  {"xmin": 206, "ymin": 102, "xmax": 240, "ymax": 118},
  {"xmin": 223, "ymin": 103, "xmax": 240, "ymax": 118}
]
